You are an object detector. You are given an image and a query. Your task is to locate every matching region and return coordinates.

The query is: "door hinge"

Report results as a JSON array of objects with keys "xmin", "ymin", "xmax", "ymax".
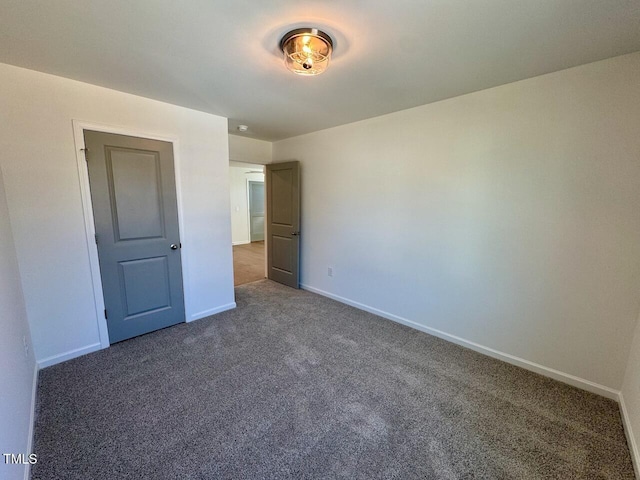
[
  {"xmin": 104, "ymin": 309, "xmax": 108, "ymax": 319},
  {"xmin": 81, "ymin": 147, "xmax": 89, "ymax": 161},
  {"xmin": 94, "ymin": 234, "xmax": 98, "ymax": 245}
]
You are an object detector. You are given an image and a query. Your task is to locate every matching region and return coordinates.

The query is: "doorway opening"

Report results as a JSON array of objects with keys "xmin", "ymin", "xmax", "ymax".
[{"xmin": 229, "ymin": 161, "xmax": 266, "ymax": 285}]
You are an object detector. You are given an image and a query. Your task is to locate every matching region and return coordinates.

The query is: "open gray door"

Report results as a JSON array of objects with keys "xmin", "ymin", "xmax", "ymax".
[
  {"xmin": 84, "ymin": 130, "xmax": 185, "ymax": 343},
  {"xmin": 266, "ymin": 161, "xmax": 300, "ymax": 288}
]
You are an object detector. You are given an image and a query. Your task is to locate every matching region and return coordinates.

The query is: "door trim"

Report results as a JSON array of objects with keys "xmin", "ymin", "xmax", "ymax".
[{"xmin": 72, "ymin": 120, "xmax": 190, "ymax": 348}]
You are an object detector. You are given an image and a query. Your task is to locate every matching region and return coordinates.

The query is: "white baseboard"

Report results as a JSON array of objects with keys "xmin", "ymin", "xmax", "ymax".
[
  {"xmin": 300, "ymin": 284, "xmax": 620, "ymax": 400},
  {"xmin": 37, "ymin": 342, "xmax": 103, "ymax": 369},
  {"xmin": 232, "ymin": 240, "xmax": 250, "ymax": 246},
  {"xmin": 619, "ymin": 392, "xmax": 640, "ymax": 479},
  {"xmin": 35, "ymin": 304, "xmax": 239, "ymax": 366},
  {"xmin": 188, "ymin": 302, "xmax": 236, "ymax": 322},
  {"xmin": 24, "ymin": 362, "xmax": 39, "ymax": 480}
]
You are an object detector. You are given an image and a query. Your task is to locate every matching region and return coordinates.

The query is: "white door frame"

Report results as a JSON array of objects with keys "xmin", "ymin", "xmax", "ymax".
[{"xmin": 72, "ymin": 120, "xmax": 190, "ymax": 349}]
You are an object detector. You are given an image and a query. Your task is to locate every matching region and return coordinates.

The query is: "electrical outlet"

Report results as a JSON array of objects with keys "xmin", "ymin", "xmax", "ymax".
[
  {"xmin": 328, "ymin": 267, "xmax": 333, "ymax": 277},
  {"xmin": 22, "ymin": 335, "xmax": 29, "ymax": 358}
]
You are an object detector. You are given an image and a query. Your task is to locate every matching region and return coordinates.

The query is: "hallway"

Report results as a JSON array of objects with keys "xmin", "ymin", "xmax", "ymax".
[{"xmin": 233, "ymin": 241, "xmax": 265, "ymax": 286}]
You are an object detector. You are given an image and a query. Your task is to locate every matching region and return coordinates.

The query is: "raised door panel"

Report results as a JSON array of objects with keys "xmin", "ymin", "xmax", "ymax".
[
  {"xmin": 119, "ymin": 257, "xmax": 171, "ymax": 318},
  {"xmin": 271, "ymin": 170, "xmax": 293, "ymax": 226},
  {"xmin": 108, "ymin": 148, "xmax": 165, "ymax": 241}
]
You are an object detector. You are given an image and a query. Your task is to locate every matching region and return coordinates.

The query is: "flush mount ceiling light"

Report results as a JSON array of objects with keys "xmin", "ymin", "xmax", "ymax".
[
  {"xmin": 279, "ymin": 28, "xmax": 333, "ymax": 76},
  {"xmin": 237, "ymin": 124, "xmax": 249, "ymax": 132}
]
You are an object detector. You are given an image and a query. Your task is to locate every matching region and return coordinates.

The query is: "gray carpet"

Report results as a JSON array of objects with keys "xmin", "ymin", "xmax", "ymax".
[{"xmin": 32, "ymin": 280, "xmax": 634, "ymax": 479}]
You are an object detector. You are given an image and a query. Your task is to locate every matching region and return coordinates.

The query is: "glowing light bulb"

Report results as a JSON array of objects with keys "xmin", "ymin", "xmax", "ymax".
[{"xmin": 280, "ymin": 28, "xmax": 333, "ymax": 76}]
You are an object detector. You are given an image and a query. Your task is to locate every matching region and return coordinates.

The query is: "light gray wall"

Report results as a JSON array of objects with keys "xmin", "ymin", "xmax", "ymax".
[
  {"xmin": 273, "ymin": 52, "xmax": 640, "ymax": 391},
  {"xmin": 0, "ymin": 63, "xmax": 235, "ymax": 366},
  {"xmin": 622, "ymin": 313, "xmax": 640, "ymax": 475},
  {"xmin": 0, "ymin": 165, "xmax": 36, "ymax": 480},
  {"xmin": 229, "ymin": 134, "xmax": 272, "ymax": 164}
]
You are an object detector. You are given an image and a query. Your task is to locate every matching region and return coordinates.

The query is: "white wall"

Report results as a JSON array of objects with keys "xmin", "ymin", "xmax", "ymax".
[
  {"xmin": 622, "ymin": 312, "xmax": 640, "ymax": 476},
  {"xmin": 229, "ymin": 134, "xmax": 272, "ymax": 165},
  {"xmin": 229, "ymin": 162, "xmax": 264, "ymax": 245},
  {"xmin": 0, "ymin": 165, "xmax": 36, "ymax": 480},
  {"xmin": 0, "ymin": 63, "xmax": 235, "ymax": 366},
  {"xmin": 273, "ymin": 52, "xmax": 640, "ymax": 392}
]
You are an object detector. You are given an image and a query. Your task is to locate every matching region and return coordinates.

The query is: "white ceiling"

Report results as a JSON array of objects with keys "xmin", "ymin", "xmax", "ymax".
[{"xmin": 1, "ymin": 1, "xmax": 639, "ymax": 141}]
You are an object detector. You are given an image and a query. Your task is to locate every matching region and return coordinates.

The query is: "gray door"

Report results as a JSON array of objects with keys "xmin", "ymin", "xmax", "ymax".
[
  {"xmin": 249, "ymin": 181, "xmax": 265, "ymax": 242},
  {"xmin": 84, "ymin": 130, "xmax": 185, "ymax": 343},
  {"xmin": 266, "ymin": 161, "xmax": 300, "ymax": 288}
]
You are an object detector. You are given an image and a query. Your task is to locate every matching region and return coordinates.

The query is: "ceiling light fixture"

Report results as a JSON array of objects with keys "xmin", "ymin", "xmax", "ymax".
[
  {"xmin": 279, "ymin": 28, "xmax": 333, "ymax": 76},
  {"xmin": 237, "ymin": 125, "xmax": 249, "ymax": 132}
]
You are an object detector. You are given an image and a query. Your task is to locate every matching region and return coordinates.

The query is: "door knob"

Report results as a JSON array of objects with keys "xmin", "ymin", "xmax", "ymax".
[
  {"xmin": 170, "ymin": 244, "xmax": 178, "ymax": 250},
  {"xmin": 291, "ymin": 231, "xmax": 300, "ymax": 236}
]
